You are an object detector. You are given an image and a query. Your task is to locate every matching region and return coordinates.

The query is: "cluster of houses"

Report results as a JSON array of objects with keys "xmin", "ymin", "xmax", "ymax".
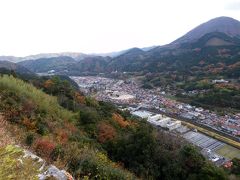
[
  {"xmin": 71, "ymin": 76, "xmax": 240, "ymax": 140},
  {"xmin": 71, "ymin": 76, "xmax": 239, "ymax": 169}
]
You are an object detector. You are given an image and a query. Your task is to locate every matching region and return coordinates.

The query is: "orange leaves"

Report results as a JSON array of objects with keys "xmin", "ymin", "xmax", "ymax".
[
  {"xmin": 56, "ymin": 129, "xmax": 69, "ymax": 145},
  {"xmin": 97, "ymin": 122, "xmax": 116, "ymax": 143},
  {"xmin": 43, "ymin": 79, "xmax": 54, "ymax": 89},
  {"xmin": 74, "ymin": 92, "xmax": 86, "ymax": 104},
  {"xmin": 112, "ymin": 113, "xmax": 130, "ymax": 128},
  {"xmin": 22, "ymin": 117, "xmax": 36, "ymax": 130},
  {"xmin": 64, "ymin": 121, "xmax": 78, "ymax": 134},
  {"xmin": 35, "ymin": 139, "xmax": 55, "ymax": 159}
]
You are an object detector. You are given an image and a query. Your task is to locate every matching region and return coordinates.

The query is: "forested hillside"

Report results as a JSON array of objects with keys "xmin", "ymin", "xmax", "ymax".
[{"xmin": 0, "ymin": 71, "xmax": 236, "ymax": 179}]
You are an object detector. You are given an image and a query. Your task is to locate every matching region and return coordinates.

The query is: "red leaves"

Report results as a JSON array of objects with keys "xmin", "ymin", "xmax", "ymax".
[{"xmin": 35, "ymin": 139, "xmax": 55, "ymax": 159}]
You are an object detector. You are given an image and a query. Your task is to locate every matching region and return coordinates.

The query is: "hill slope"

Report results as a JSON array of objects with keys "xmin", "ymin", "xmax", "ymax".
[
  {"xmin": 19, "ymin": 56, "xmax": 76, "ymax": 73},
  {"xmin": 173, "ymin": 16, "xmax": 240, "ymax": 44},
  {"xmin": 0, "ymin": 60, "xmax": 33, "ymax": 75},
  {"xmin": 0, "ymin": 75, "xmax": 136, "ymax": 179},
  {"xmin": 0, "ymin": 73, "xmax": 232, "ymax": 179}
]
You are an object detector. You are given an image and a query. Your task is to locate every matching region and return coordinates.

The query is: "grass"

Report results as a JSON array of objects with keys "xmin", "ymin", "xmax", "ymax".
[
  {"xmin": 181, "ymin": 122, "xmax": 240, "ymax": 149},
  {"xmin": 0, "ymin": 75, "xmax": 75, "ymax": 121},
  {"xmin": 0, "ymin": 75, "xmax": 138, "ymax": 179},
  {"xmin": 0, "ymin": 115, "xmax": 15, "ymax": 147},
  {"xmin": 216, "ymin": 145, "xmax": 240, "ymax": 159},
  {"xmin": 0, "ymin": 145, "xmax": 43, "ymax": 180}
]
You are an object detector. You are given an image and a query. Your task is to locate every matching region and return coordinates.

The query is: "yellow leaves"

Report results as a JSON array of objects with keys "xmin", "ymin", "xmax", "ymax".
[{"xmin": 96, "ymin": 152, "xmax": 109, "ymax": 164}]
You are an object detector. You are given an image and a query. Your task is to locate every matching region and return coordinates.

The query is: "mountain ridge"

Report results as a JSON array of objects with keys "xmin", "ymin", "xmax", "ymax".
[
  {"xmin": 5, "ymin": 16, "xmax": 240, "ymax": 77},
  {"xmin": 173, "ymin": 16, "xmax": 240, "ymax": 44}
]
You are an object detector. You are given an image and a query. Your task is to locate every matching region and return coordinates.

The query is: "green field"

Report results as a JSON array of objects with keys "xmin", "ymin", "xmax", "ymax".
[{"xmin": 216, "ymin": 144, "xmax": 240, "ymax": 159}]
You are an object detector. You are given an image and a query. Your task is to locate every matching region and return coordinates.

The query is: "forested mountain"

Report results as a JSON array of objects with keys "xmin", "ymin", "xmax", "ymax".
[
  {"xmin": 19, "ymin": 56, "xmax": 76, "ymax": 73},
  {"xmin": 18, "ymin": 17, "xmax": 240, "ymax": 77},
  {"xmin": 0, "ymin": 60, "xmax": 33, "ymax": 75},
  {"xmin": 173, "ymin": 16, "xmax": 240, "ymax": 44}
]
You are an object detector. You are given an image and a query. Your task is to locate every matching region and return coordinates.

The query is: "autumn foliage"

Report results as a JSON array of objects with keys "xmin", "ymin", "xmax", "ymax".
[
  {"xmin": 74, "ymin": 92, "xmax": 86, "ymax": 104},
  {"xmin": 56, "ymin": 129, "xmax": 69, "ymax": 145},
  {"xmin": 35, "ymin": 139, "xmax": 56, "ymax": 159},
  {"xmin": 64, "ymin": 121, "xmax": 78, "ymax": 134},
  {"xmin": 43, "ymin": 79, "xmax": 54, "ymax": 89},
  {"xmin": 97, "ymin": 122, "xmax": 116, "ymax": 143},
  {"xmin": 112, "ymin": 113, "xmax": 130, "ymax": 128},
  {"xmin": 22, "ymin": 117, "xmax": 36, "ymax": 130}
]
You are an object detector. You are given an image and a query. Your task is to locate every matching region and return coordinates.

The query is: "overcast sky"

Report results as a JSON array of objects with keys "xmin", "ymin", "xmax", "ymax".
[{"xmin": 0, "ymin": 0, "xmax": 239, "ymax": 56}]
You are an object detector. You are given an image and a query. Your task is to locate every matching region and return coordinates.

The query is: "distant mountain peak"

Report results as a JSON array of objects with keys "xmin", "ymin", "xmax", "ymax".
[
  {"xmin": 173, "ymin": 16, "xmax": 240, "ymax": 44},
  {"xmin": 125, "ymin": 47, "xmax": 144, "ymax": 55}
]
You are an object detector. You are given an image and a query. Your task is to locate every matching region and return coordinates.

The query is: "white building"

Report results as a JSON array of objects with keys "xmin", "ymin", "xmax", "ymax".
[
  {"xmin": 47, "ymin": 70, "xmax": 55, "ymax": 74},
  {"xmin": 148, "ymin": 114, "xmax": 162, "ymax": 122},
  {"xmin": 157, "ymin": 117, "xmax": 171, "ymax": 127},
  {"xmin": 132, "ymin": 110, "xmax": 152, "ymax": 119},
  {"xmin": 166, "ymin": 120, "xmax": 181, "ymax": 131},
  {"xmin": 212, "ymin": 79, "xmax": 229, "ymax": 84}
]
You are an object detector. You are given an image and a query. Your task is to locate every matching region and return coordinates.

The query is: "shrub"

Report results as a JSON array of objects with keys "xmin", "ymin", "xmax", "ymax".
[
  {"xmin": 50, "ymin": 145, "xmax": 65, "ymax": 161},
  {"xmin": 97, "ymin": 122, "xmax": 116, "ymax": 143},
  {"xmin": 79, "ymin": 109, "xmax": 100, "ymax": 125},
  {"xmin": 22, "ymin": 117, "xmax": 36, "ymax": 130},
  {"xmin": 56, "ymin": 129, "xmax": 69, "ymax": 144},
  {"xmin": 112, "ymin": 113, "xmax": 130, "ymax": 128},
  {"xmin": 35, "ymin": 139, "xmax": 55, "ymax": 159},
  {"xmin": 36, "ymin": 123, "xmax": 48, "ymax": 135},
  {"xmin": 85, "ymin": 97, "xmax": 99, "ymax": 108},
  {"xmin": 0, "ymin": 75, "xmax": 74, "ymax": 123},
  {"xmin": 74, "ymin": 92, "xmax": 86, "ymax": 104},
  {"xmin": 65, "ymin": 144, "xmax": 135, "ymax": 179},
  {"xmin": 231, "ymin": 158, "xmax": 240, "ymax": 175},
  {"xmin": 25, "ymin": 133, "xmax": 35, "ymax": 146}
]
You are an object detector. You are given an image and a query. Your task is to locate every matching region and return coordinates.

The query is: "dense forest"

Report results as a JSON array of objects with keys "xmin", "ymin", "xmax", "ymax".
[{"xmin": 0, "ymin": 70, "xmax": 239, "ymax": 179}]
